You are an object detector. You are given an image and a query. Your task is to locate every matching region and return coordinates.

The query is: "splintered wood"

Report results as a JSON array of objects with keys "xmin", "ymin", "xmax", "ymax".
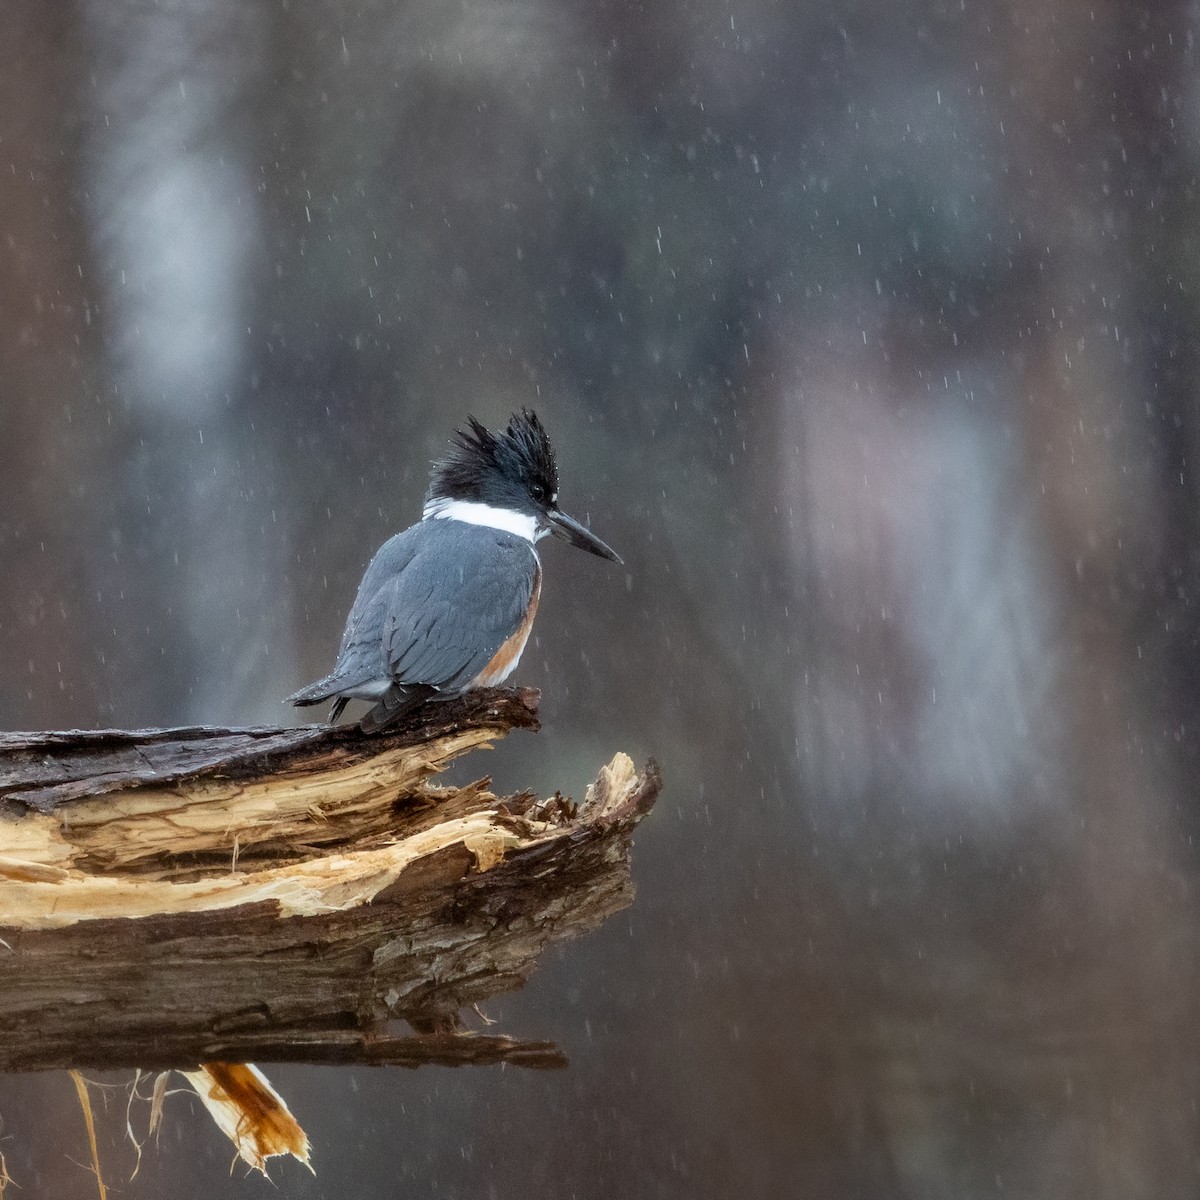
[
  {"xmin": 181, "ymin": 1064, "xmax": 312, "ymax": 1174},
  {"xmin": 0, "ymin": 688, "xmax": 661, "ymax": 1073}
]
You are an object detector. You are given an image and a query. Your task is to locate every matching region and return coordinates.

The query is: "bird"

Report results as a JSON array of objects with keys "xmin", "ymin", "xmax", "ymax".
[{"xmin": 287, "ymin": 409, "xmax": 621, "ymax": 731}]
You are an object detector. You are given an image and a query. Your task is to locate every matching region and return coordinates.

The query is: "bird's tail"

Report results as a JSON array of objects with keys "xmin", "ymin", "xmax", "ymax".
[{"xmin": 285, "ymin": 676, "xmax": 345, "ymax": 707}]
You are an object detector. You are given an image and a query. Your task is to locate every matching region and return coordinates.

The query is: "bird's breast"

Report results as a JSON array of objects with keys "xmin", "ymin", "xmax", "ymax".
[{"xmin": 471, "ymin": 574, "xmax": 542, "ymax": 687}]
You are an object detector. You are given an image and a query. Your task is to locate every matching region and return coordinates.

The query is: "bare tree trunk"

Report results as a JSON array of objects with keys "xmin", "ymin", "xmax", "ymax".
[{"xmin": 0, "ymin": 687, "xmax": 660, "ymax": 1073}]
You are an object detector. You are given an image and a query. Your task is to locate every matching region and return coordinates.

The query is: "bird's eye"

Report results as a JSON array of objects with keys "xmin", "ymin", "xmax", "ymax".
[{"xmin": 530, "ymin": 483, "xmax": 545, "ymax": 502}]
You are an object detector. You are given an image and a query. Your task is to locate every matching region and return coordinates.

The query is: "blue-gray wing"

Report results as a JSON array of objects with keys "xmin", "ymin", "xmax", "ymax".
[
  {"xmin": 325, "ymin": 526, "xmax": 424, "ymax": 687},
  {"xmin": 288, "ymin": 526, "xmax": 423, "ymax": 704},
  {"xmin": 382, "ymin": 526, "xmax": 539, "ymax": 690}
]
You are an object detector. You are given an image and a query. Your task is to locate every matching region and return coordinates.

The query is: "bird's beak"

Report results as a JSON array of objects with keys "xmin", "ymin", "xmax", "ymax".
[{"xmin": 547, "ymin": 508, "xmax": 622, "ymax": 563}]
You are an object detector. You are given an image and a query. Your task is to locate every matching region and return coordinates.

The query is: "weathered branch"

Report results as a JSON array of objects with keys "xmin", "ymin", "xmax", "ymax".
[{"xmin": 0, "ymin": 687, "xmax": 660, "ymax": 1073}]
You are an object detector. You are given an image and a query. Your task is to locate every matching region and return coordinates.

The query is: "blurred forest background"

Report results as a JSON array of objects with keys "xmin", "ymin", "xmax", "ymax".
[{"xmin": 3, "ymin": 1, "xmax": 1200, "ymax": 1196}]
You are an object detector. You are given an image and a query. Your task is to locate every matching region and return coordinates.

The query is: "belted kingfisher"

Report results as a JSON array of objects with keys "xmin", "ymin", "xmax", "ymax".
[{"xmin": 287, "ymin": 409, "xmax": 621, "ymax": 731}]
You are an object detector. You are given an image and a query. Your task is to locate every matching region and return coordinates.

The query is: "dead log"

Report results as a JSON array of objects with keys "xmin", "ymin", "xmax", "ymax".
[{"xmin": 0, "ymin": 687, "xmax": 660, "ymax": 1073}]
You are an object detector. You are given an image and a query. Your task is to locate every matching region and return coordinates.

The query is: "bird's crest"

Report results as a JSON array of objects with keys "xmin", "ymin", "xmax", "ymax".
[{"xmin": 428, "ymin": 409, "xmax": 558, "ymax": 503}]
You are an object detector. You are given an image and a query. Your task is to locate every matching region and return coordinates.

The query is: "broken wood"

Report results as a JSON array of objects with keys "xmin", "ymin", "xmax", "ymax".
[{"xmin": 0, "ymin": 687, "xmax": 660, "ymax": 1073}]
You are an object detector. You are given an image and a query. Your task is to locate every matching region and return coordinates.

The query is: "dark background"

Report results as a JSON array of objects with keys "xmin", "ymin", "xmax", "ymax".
[{"xmin": 3, "ymin": 1, "xmax": 1200, "ymax": 1196}]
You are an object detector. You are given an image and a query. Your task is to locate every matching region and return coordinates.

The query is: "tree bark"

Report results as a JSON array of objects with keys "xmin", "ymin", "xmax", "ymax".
[{"xmin": 0, "ymin": 688, "xmax": 660, "ymax": 1073}]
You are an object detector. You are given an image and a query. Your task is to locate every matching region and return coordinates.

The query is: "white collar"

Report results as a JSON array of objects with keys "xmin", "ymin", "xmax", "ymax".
[{"xmin": 422, "ymin": 498, "xmax": 545, "ymax": 543}]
